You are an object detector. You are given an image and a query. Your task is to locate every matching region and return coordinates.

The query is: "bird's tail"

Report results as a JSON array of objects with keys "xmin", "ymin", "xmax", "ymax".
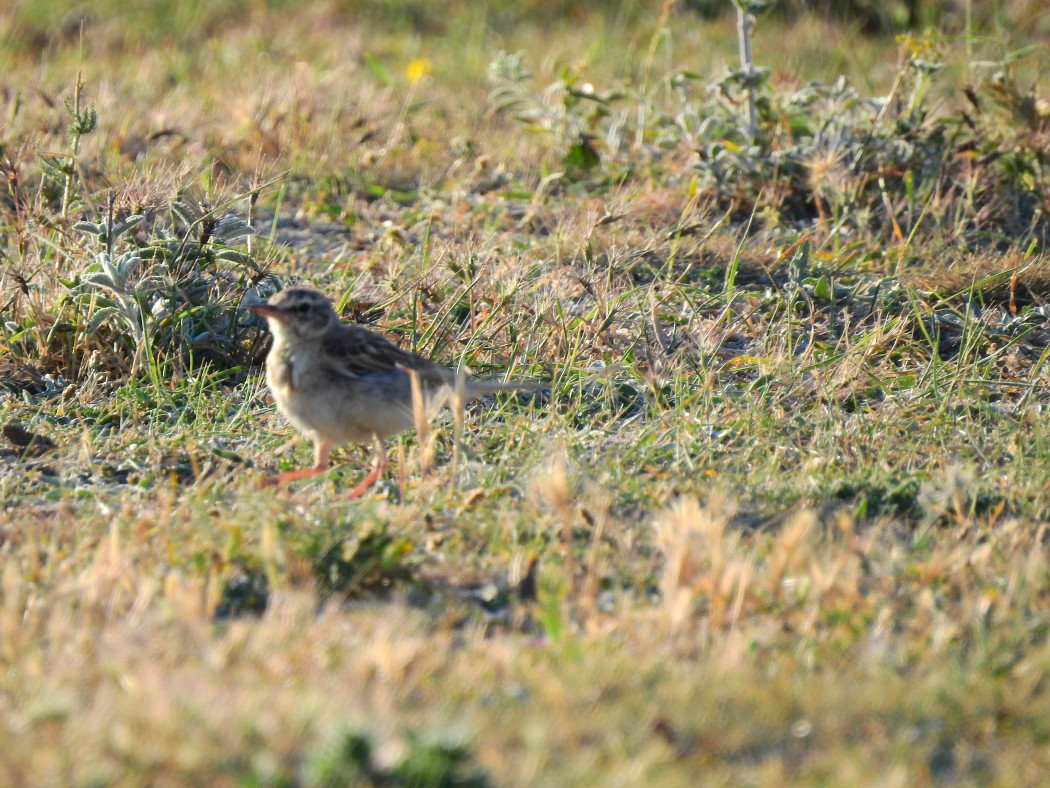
[{"xmin": 402, "ymin": 371, "xmax": 546, "ymax": 418}]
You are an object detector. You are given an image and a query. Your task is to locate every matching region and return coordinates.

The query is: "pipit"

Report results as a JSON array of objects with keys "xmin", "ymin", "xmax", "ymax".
[{"xmin": 247, "ymin": 287, "xmax": 543, "ymax": 497}]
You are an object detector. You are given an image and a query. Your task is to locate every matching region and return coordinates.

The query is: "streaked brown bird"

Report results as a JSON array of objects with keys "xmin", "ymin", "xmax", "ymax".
[{"xmin": 248, "ymin": 287, "xmax": 542, "ymax": 497}]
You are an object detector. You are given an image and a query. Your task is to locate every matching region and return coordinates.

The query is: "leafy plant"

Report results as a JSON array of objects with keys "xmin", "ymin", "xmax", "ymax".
[
  {"xmin": 65, "ymin": 198, "xmax": 278, "ymax": 381},
  {"xmin": 489, "ymin": 33, "xmax": 1050, "ymax": 249},
  {"xmin": 307, "ymin": 522, "xmax": 419, "ymax": 599},
  {"xmin": 308, "ymin": 728, "xmax": 489, "ymax": 787},
  {"xmin": 35, "ymin": 71, "xmax": 98, "ymax": 217},
  {"xmin": 488, "ymin": 50, "xmax": 617, "ymax": 179},
  {"xmin": 732, "ymin": 0, "xmax": 778, "ymax": 141}
]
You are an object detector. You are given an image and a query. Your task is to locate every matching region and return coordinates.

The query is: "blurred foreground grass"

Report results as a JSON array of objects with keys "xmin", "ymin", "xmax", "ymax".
[{"xmin": 3, "ymin": 0, "xmax": 1050, "ymax": 783}]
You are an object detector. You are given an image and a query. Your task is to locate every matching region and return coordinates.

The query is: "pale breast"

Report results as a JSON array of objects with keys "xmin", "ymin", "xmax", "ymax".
[{"xmin": 265, "ymin": 341, "xmax": 421, "ymax": 446}]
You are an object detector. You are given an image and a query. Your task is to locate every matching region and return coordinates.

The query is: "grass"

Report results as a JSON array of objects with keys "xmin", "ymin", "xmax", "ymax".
[{"xmin": 3, "ymin": 0, "xmax": 1050, "ymax": 783}]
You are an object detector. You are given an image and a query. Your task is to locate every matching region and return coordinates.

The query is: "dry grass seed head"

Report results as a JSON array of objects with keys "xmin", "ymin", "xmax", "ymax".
[
  {"xmin": 653, "ymin": 494, "xmax": 740, "ymax": 632},
  {"xmin": 530, "ymin": 452, "xmax": 572, "ymax": 525}
]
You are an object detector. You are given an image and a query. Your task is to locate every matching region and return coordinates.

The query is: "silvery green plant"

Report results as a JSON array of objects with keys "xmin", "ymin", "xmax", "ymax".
[
  {"xmin": 732, "ymin": 0, "xmax": 777, "ymax": 142},
  {"xmin": 68, "ymin": 199, "xmax": 271, "ymax": 379},
  {"xmin": 76, "ymin": 248, "xmax": 159, "ymax": 375}
]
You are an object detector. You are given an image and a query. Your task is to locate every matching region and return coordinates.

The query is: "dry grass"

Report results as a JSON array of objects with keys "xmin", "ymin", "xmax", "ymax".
[
  {"xmin": 4, "ymin": 489, "xmax": 1050, "ymax": 783},
  {"xmin": 4, "ymin": 0, "xmax": 1050, "ymax": 783}
]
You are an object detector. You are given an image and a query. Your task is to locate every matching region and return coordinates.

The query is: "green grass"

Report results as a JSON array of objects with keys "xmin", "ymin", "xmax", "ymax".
[{"xmin": 4, "ymin": 0, "xmax": 1050, "ymax": 783}]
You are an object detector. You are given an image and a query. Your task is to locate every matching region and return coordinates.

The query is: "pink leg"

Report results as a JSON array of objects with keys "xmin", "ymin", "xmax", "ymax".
[
  {"xmin": 348, "ymin": 438, "xmax": 387, "ymax": 499},
  {"xmin": 261, "ymin": 442, "xmax": 330, "ymax": 487}
]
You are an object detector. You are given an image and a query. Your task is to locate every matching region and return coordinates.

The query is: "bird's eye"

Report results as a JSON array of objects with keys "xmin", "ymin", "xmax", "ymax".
[{"xmin": 296, "ymin": 303, "xmax": 311, "ymax": 313}]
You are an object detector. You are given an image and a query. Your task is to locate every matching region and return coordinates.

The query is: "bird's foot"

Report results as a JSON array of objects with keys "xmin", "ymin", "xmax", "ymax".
[
  {"xmin": 347, "ymin": 466, "xmax": 383, "ymax": 499},
  {"xmin": 259, "ymin": 463, "xmax": 329, "ymax": 489}
]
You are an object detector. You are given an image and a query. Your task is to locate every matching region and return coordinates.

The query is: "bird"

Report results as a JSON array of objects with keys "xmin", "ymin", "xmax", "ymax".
[{"xmin": 247, "ymin": 287, "xmax": 543, "ymax": 497}]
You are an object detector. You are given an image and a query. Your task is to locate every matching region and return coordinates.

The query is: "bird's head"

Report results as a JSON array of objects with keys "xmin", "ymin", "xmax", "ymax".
[{"xmin": 247, "ymin": 287, "xmax": 337, "ymax": 341}]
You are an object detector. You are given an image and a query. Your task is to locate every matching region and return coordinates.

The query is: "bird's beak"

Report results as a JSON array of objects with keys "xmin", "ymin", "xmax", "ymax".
[{"xmin": 246, "ymin": 303, "xmax": 281, "ymax": 319}]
